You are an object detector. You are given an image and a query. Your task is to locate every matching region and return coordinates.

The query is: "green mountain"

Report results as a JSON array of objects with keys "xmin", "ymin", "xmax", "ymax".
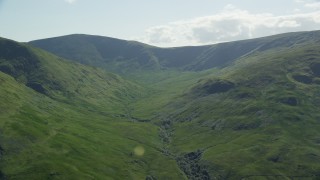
[
  {"xmin": 1, "ymin": 30, "xmax": 320, "ymax": 179},
  {"xmin": 30, "ymin": 31, "xmax": 320, "ymax": 72}
]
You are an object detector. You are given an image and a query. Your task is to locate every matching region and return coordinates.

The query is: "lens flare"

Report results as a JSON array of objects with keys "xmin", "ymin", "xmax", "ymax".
[{"xmin": 134, "ymin": 146, "xmax": 145, "ymax": 156}]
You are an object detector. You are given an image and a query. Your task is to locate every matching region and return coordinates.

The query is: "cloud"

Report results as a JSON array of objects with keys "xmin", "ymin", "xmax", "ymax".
[
  {"xmin": 65, "ymin": 0, "xmax": 77, "ymax": 4},
  {"xmin": 139, "ymin": 5, "xmax": 320, "ymax": 47},
  {"xmin": 305, "ymin": 2, "xmax": 320, "ymax": 9},
  {"xmin": 295, "ymin": 0, "xmax": 320, "ymax": 9}
]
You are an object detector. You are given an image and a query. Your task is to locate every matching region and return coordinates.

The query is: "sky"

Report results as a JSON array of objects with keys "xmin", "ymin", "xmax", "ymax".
[{"xmin": 0, "ymin": 0, "xmax": 320, "ymax": 47}]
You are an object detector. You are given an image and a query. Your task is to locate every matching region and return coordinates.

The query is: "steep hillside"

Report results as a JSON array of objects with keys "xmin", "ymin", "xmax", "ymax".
[
  {"xmin": 30, "ymin": 31, "xmax": 320, "ymax": 73},
  {"xmin": 0, "ymin": 37, "xmax": 142, "ymax": 113},
  {"xmin": 0, "ymin": 38, "xmax": 185, "ymax": 179}
]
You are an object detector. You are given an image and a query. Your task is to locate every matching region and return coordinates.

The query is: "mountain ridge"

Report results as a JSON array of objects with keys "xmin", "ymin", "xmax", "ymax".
[{"xmin": 29, "ymin": 30, "xmax": 320, "ymax": 73}]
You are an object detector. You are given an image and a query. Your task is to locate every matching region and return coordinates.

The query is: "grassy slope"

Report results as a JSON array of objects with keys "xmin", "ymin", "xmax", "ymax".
[
  {"xmin": 162, "ymin": 43, "xmax": 320, "ymax": 179},
  {"xmin": 0, "ymin": 39, "xmax": 184, "ymax": 179},
  {"xmin": 0, "ymin": 38, "xmax": 144, "ymax": 114}
]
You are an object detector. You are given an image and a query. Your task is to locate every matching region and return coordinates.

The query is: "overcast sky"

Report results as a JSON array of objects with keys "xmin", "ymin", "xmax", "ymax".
[{"xmin": 0, "ymin": 0, "xmax": 320, "ymax": 47}]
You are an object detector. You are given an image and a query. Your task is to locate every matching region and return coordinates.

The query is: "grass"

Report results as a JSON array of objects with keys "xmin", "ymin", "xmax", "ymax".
[
  {"xmin": 2, "ymin": 31, "xmax": 320, "ymax": 179},
  {"xmin": 0, "ymin": 71, "xmax": 184, "ymax": 179}
]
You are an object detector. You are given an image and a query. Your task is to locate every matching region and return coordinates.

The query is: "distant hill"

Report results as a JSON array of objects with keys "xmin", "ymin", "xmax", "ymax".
[
  {"xmin": 29, "ymin": 34, "xmax": 160, "ymax": 73},
  {"xmin": 30, "ymin": 31, "xmax": 320, "ymax": 72}
]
